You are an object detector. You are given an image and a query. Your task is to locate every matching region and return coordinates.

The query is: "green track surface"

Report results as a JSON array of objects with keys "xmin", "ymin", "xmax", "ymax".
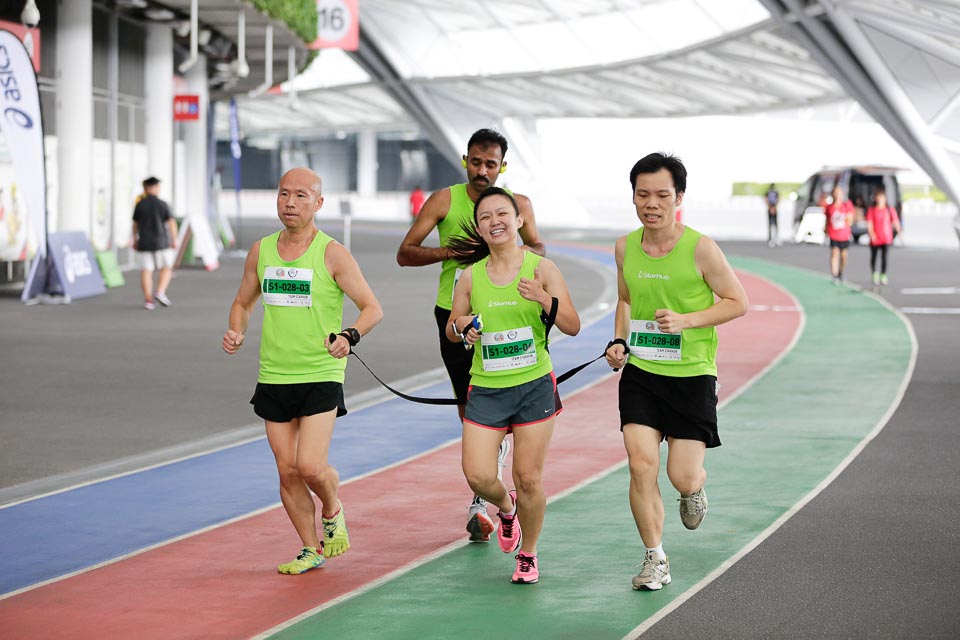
[{"xmin": 268, "ymin": 257, "xmax": 913, "ymax": 640}]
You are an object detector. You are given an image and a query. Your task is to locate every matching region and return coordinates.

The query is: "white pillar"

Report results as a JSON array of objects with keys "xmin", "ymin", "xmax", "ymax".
[
  {"xmin": 144, "ymin": 23, "xmax": 173, "ymax": 198},
  {"xmin": 357, "ymin": 130, "xmax": 377, "ymax": 197},
  {"xmin": 183, "ymin": 55, "xmax": 208, "ymax": 220},
  {"xmin": 56, "ymin": 0, "xmax": 93, "ymax": 234}
]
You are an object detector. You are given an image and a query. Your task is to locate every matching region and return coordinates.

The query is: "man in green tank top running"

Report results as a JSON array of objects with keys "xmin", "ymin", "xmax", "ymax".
[
  {"xmin": 396, "ymin": 129, "xmax": 546, "ymax": 543},
  {"xmin": 604, "ymin": 153, "xmax": 748, "ymax": 592},
  {"xmin": 222, "ymin": 168, "xmax": 383, "ymax": 575}
]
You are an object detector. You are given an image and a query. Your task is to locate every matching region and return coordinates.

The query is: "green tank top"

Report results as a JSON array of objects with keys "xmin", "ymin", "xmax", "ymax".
[
  {"xmin": 256, "ymin": 230, "xmax": 347, "ymax": 384},
  {"xmin": 468, "ymin": 251, "xmax": 553, "ymax": 388},
  {"xmin": 622, "ymin": 226, "xmax": 718, "ymax": 377},
  {"xmin": 435, "ymin": 184, "xmax": 475, "ymax": 310}
]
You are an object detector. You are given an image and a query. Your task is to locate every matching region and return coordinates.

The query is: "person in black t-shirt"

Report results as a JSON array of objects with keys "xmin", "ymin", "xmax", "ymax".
[{"xmin": 132, "ymin": 176, "xmax": 178, "ymax": 310}]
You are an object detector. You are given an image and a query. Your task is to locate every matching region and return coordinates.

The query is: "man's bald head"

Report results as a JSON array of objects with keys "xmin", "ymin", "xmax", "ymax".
[{"xmin": 280, "ymin": 167, "xmax": 322, "ymax": 199}]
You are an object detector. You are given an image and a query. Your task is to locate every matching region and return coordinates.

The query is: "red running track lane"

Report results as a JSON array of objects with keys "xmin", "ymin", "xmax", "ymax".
[{"xmin": 0, "ymin": 271, "xmax": 798, "ymax": 640}]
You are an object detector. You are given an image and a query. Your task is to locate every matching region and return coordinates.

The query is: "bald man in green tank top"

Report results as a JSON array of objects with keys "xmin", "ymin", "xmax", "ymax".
[
  {"xmin": 223, "ymin": 167, "xmax": 383, "ymax": 575},
  {"xmin": 397, "ymin": 129, "xmax": 546, "ymax": 543},
  {"xmin": 604, "ymin": 153, "xmax": 748, "ymax": 592}
]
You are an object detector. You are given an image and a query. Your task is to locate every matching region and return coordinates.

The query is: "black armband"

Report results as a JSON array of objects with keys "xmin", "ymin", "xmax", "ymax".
[
  {"xmin": 606, "ymin": 338, "xmax": 628, "ymax": 352},
  {"xmin": 540, "ymin": 296, "xmax": 559, "ymax": 326},
  {"xmin": 338, "ymin": 327, "xmax": 361, "ymax": 347}
]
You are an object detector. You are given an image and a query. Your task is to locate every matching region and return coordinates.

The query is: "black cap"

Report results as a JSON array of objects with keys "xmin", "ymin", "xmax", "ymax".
[{"xmin": 143, "ymin": 176, "xmax": 161, "ymax": 187}]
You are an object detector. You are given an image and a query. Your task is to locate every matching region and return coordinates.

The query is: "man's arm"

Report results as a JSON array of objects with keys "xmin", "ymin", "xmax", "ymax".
[
  {"xmin": 223, "ymin": 241, "xmax": 263, "ymax": 354},
  {"xmin": 166, "ymin": 218, "xmax": 178, "ymax": 249},
  {"xmin": 326, "ymin": 242, "xmax": 384, "ymax": 346},
  {"xmin": 397, "ymin": 188, "xmax": 453, "ymax": 266},
  {"xmin": 605, "ymin": 236, "xmax": 631, "ymax": 368},
  {"xmin": 515, "ymin": 193, "xmax": 546, "ymax": 256},
  {"xmin": 655, "ymin": 237, "xmax": 748, "ymax": 334}
]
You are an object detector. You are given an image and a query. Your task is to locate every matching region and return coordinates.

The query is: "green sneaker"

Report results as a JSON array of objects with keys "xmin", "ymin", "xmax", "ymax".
[
  {"xmin": 322, "ymin": 503, "xmax": 350, "ymax": 558},
  {"xmin": 277, "ymin": 546, "xmax": 324, "ymax": 574},
  {"xmin": 880, "ymin": 274, "xmax": 889, "ymax": 286}
]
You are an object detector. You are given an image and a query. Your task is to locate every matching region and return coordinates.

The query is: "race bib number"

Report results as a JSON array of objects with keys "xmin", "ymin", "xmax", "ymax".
[
  {"xmin": 262, "ymin": 266, "xmax": 313, "ymax": 307},
  {"xmin": 481, "ymin": 326, "xmax": 537, "ymax": 371},
  {"xmin": 629, "ymin": 319, "xmax": 682, "ymax": 361}
]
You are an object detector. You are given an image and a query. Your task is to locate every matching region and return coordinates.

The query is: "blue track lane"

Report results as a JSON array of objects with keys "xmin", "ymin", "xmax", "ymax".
[{"xmin": 0, "ymin": 245, "xmax": 617, "ymax": 595}]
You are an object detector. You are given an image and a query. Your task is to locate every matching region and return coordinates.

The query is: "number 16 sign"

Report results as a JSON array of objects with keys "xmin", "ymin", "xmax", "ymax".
[{"xmin": 309, "ymin": 0, "xmax": 359, "ymax": 51}]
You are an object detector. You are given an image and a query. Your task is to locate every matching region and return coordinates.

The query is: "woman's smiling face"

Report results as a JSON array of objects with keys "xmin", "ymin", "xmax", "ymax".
[{"xmin": 476, "ymin": 193, "xmax": 522, "ymax": 246}]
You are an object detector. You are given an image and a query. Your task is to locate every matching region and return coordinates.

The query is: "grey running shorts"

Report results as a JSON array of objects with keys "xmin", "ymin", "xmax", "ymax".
[{"xmin": 464, "ymin": 372, "xmax": 562, "ymax": 431}]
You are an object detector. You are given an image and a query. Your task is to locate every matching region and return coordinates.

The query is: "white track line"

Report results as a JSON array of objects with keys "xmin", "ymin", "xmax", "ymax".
[{"xmin": 900, "ymin": 306, "xmax": 960, "ymax": 315}]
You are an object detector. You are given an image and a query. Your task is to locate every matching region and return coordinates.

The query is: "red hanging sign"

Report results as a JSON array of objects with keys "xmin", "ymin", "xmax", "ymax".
[{"xmin": 173, "ymin": 95, "xmax": 200, "ymax": 121}]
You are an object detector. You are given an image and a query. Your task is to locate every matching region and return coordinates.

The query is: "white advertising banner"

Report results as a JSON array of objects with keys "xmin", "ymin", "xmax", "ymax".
[{"xmin": 0, "ymin": 29, "xmax": 46, "ymax": 258}]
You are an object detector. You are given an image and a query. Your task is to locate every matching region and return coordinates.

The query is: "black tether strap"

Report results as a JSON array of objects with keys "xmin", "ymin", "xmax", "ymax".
[
  {"xmin": 351, "ymin": 349, "xmax": 462, "ymax": 405},
  {"xmin": 555, "ymin": 353, "xmax": 608, "ymax": 384},
  {"xmin": 330, "ymin": 332, "xmax": 460, "ymax": 405},
  {"xmin": 331, "ymin": 320, "xmax": 618, "ymax": 406},
  {"xmin": 541, "ymin": 296, "xmax": 559, "ymax": 352}
]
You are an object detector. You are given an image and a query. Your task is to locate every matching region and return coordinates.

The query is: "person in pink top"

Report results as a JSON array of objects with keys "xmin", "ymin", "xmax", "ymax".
[
  {"xmin": 866, "ymin": 188, "xmax": 902, "ymax": 286},
  {"xmin": 823, "ymin": 185, "xmax": 854, "ymax": 284}
]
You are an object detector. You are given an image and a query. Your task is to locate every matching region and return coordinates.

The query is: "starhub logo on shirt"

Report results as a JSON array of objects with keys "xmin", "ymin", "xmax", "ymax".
[
  {"xmin": 488, "ymin": 300, "xmax": 518, "ymax": 307},
  {"xmin": 638, "ymin": 271, "xmax": 670, "ymax": 280}
]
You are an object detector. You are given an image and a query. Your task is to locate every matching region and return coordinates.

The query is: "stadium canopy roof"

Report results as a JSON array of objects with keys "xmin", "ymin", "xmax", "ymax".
[
  {"xmin": 221, "ymin": 0, "xmax": 960, "ymax": 203},
  {"xmin": 225, "ymin": 0, "xmax": 844, "ymax": 138}
]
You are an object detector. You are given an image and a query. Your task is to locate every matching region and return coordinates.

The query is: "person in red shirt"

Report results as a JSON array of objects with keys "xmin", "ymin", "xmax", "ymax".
[
  {"xmin": 866, "ymin": 188, "xmax": 902, "ymax": 286},
  {"xmin": 409, "ymin": 186, "xmax": 426, "ymax": 219},
  {"xmin": 823, "ymin": 185, "xmax": 854, "ymax": 284}
]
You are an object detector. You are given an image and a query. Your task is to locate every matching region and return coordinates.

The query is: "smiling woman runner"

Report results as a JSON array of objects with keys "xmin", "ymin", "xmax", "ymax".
[{"xmin": 445, "ymin": 186, "xmax": 580, "ymax": 584}]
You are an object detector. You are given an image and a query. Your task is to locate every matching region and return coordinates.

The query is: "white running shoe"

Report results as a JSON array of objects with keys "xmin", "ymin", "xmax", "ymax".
[
  {"xmin": 632, "ymin": 552, "xmax": 671, "ymax": 591},
  {"xmin": 679, "ymin": 486, "xmax": 708, "ymax": 530},
  {"xmin": 466, "ymin": 495, "xmax": 494, "ymax": 542}
]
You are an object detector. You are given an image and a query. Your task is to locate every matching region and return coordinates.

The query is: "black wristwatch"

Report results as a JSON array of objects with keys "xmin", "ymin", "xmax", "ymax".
[{"xmin": 338, "ymin": 327, "xmax": 361, "ymax": 347}]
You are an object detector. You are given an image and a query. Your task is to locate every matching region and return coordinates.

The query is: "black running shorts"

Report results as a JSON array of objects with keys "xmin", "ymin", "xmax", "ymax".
[
  {"xmin": 434, "ymin": 305, "xmax": 473, "ymax": 404},
  {"xmin": 251, "ymin": 381, "xmax": 347, "ymax": 423},
  {"xmin": 618, "ymin": 364, "xmax": 720, "ymax": 448}
]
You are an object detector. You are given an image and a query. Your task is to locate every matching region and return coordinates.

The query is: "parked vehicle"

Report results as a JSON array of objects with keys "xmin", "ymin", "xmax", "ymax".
[{"xmin": 793, "ymin": 166, "xmax": 903, "ymax": 244}]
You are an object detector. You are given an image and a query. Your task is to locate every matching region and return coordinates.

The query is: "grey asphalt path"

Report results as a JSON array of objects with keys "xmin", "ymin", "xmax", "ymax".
[
  {"xmin": 638, "ymin": 240, "xmax": 960, "ymax": 639},
  {"xmin": 0, "ymin": 220, "xmax": 605, "ymax": 502}
]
